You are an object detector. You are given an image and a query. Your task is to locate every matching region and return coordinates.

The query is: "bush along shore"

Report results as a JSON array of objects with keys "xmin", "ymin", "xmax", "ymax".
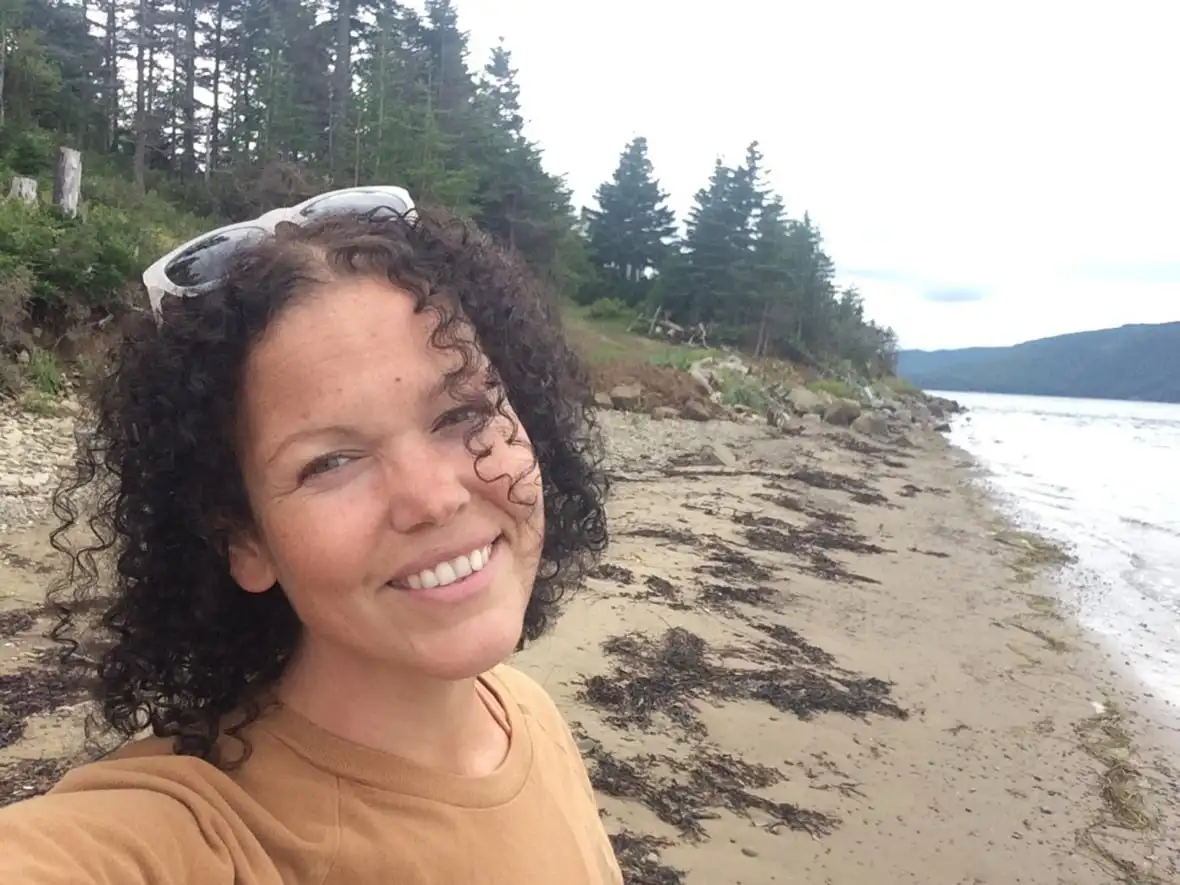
[{"xmin": 4, "ymin": 391, "xmax": 1178, "ymax": 885}]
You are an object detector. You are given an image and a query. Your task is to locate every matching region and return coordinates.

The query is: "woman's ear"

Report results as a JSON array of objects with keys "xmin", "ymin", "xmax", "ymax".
[{"xmin": 228, "ymin": 532, "xmax": 278, "ymax": 594}]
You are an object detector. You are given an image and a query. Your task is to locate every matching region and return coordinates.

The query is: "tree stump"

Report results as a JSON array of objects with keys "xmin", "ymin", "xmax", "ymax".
[
  {"xmin": 53, "ymin": 147, "xmax": 82, "ymax": 217},
  {"xmin": 8, "ymin": 177, "xmax": 37, "ymax": 204}
]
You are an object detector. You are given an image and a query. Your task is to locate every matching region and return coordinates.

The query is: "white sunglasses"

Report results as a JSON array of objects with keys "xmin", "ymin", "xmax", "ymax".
[{"xmin": 142, "ymin": 185, "xmax": 417, "ymax": 318}]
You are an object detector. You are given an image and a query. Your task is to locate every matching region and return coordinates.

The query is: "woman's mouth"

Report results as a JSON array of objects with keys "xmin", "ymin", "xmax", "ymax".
[{"xmin": 386, "ymin": 537, "xmax": 503, "ymax": 603}]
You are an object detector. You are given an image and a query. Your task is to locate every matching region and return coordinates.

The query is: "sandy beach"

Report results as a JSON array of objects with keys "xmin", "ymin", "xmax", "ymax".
[{"xmin": 2, "ymin": 406, "xmax": 1179, "ymax": 883}]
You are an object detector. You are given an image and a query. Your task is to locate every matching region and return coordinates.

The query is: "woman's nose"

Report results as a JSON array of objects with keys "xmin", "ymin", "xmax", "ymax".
[{"xmin": 382, "ymin": 441, "xmax": 471, "ymax": 533}]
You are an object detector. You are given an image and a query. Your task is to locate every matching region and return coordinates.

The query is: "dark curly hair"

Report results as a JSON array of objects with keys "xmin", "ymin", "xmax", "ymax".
[{"xmin": 49, "ymin": 208, "xmax": 609, "ymax": 763}]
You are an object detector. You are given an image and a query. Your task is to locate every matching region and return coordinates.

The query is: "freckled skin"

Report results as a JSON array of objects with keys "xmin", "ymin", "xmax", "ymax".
[{"xmin": 228, "ymin": 277, "xmax": 545, "ymax": 696}]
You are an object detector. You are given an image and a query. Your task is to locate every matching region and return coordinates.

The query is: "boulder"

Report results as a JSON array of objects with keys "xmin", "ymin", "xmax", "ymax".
[
  {"xmin": 823, "ymin": 399, "xmax": 862, "ymax": 426},
  {"xmin": 786, "ymin": 386, "xmax": 825, "ymax": 416},
  {"xmin": 909, "ymin": 402, "xmax": 932, "ymax": 425},
  {"xmin": 593, "ymin": 392, "xmax": 613, "ymax": 410},
  {"xmin": 609, "ymin": 384, "xmax": 642, "ymax": 411},
  {"xmin": 691, "ymin": 354, "xmax": 751, "ymax": 390},
  {"xmin": 680, "ymin": 401, "xmax": 711, "ymax": 422},
  {"xmin": 851, "ymin": 411, "xmax": 890, "ymax": 438},
  {"xmin": 651, "ymin": 406, "xmax": 679, "ymax": 421}
]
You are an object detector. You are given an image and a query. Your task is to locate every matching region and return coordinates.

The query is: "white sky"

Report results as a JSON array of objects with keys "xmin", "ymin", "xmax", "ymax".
[{"xmin": 454, "ymin": 0, "xmax": 1180, "ymax": 350}]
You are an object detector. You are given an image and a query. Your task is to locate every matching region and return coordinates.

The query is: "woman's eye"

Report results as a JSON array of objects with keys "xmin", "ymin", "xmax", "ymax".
[
  {"xmin": 434, "ymin": 404, "xmax": 488, "ymax": 432},
  {"xmin": 298, "ymin": 453, "xmax": 351, "ymax": 482}
]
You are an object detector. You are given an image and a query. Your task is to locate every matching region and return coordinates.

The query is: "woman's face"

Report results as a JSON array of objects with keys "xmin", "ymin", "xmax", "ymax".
[{"xmin": 229, "ymin": 276, "xmax": 544, "ymax": 683}]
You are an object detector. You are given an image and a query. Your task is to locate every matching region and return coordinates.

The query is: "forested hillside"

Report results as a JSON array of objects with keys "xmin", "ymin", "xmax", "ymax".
[
  {"xmin": 0, "ymin": 0, "xmax": 898, "ymax": 393},
  {"xmin": 898, "ymin": 322, "xmax": 1180, "ymax": 403}
]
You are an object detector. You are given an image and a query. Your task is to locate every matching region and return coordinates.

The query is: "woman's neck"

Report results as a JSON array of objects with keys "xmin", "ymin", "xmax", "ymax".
[{"xmin": 274, "ymin": 640, "xmax": 509, "ymax": 777}]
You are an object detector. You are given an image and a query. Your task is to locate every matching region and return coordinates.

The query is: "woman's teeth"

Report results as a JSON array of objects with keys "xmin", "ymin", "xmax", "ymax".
[{"xmin": 404, "ymin": 543, "xmax": 494, "ymax": 590}]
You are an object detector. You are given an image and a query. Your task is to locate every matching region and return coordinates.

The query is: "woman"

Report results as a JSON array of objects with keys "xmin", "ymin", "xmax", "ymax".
[{"xmin": 0, "ymin": 194, "xmax": 618, "ymax": 884}]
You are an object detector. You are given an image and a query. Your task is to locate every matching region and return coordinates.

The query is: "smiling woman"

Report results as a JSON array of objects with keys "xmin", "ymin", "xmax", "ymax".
[{"xmin": 0, "ymin": 205, "xmax": 617, "ymax": 884}]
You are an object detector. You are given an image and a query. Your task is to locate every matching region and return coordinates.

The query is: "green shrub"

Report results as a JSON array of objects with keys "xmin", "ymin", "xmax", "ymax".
[
  {"xmin": 647, "ymin": 349, "xmax": 697, "ymax": 371},
  {"xmin": 718, "ymin": 372, "xmax": 768, "ymax": 411},
  {"xmin": 585, "ymin": 297, "xmax": 634, "ymax": 322},
  {"xmin": 879, "ymin": 375, "xmax": 920, "ymax": 396},
  {"xmin": 0, "ymin": 198, "xmax": 185, "ymax": 312},
  {"xmin": 19, "ymin": 389, "xmax": 56, "ymax": 415},
  {"xmin": 0, "ymin": 126, "xmax": 58, "ymax": 176},
  {"xmin": 808, "ymin": 378, "xmax": 857, "ymax": 400},
  {"xmin": 26, "ymin": 345, "xmax": 63, "ymax": 395}
]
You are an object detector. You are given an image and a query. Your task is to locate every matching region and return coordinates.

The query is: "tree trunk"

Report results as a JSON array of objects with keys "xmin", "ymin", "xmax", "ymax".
[
  {"xmin": 206, "ymin": 3, "xmax": 224, "ymax": 180},
  {"xmin": 105, "ymin": 0, "xmax": 118, "ymax": 152},
  {"xmin": 8, "ymin": 176, "xmax": 37, "ymax": 203},
  {"xmin": 181, "ymin": 0, "xmax": 197, "ymax": 176},
  {"xmin": 0, "ymin": 14, "xmax": 9, "ymax": 127},
  {"xmin": 53, "ymin": 148, "xmax": 83, "ymax": 217},
  {"xmin": 330, "ymin": 0, "xmax": 352, "ymax": 181},
  {"xmin": 133, "ymin": 0, "xmax": 148, "ymax": 192}
]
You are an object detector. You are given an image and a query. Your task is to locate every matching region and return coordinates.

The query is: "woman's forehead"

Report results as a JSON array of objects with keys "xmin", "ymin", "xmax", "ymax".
[{"xmin": 238, "ymin": 278, "xmax": 482, "ymax": 440}]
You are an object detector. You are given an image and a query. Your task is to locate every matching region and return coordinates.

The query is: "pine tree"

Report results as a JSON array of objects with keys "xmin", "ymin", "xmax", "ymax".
[{"xmin": 583, "ymin": 136, "xmax": 676, "ymax": 304}]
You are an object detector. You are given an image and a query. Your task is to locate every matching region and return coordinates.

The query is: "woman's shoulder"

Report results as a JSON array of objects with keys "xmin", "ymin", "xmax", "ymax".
[
  {"xmin": 488, "ymin": 663, "xmax": 559, "ymax": 715},
  {"xmin": 489, "ymin": 663, "xmax": 581, "ymax": 750},
  {"xmin": 0, "ymin": 744, "xmax": 243, "ymax": 884}
]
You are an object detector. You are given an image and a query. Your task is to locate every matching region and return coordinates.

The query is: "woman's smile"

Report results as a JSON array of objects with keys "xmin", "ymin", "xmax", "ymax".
[{"xmin": 386, "ymin": 535, "xmax": 506, "ymax": 605}]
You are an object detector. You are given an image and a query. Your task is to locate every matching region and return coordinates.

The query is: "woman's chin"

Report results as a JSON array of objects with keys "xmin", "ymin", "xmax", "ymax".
[{"xmin": 412, "ymin": 614, "xmax": 525, "ymax": 682}]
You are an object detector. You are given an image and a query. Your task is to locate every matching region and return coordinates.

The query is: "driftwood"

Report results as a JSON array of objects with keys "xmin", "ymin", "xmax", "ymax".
[
  {"xmin": 628, "ymin": 305, "xmax": 710, "ymax": 347},
  {"xmin": 53, "ymin": 147, "xmax": 82, "ymax": 217},
  {"xmin": 8, "ymin": 176, "xmax": 37, "ymax": 204}
]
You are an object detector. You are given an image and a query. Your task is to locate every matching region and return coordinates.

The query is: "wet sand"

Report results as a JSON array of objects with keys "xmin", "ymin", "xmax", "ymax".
[{"xmin": 2, "ymin": 411, "xmax": 1179, "ymax": 883}]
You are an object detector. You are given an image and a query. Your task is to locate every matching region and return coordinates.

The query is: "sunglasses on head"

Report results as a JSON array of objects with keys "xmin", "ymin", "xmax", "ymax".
[{"xmin": 142, "ymin": 185, "xmax": 417, "ymax": 319}]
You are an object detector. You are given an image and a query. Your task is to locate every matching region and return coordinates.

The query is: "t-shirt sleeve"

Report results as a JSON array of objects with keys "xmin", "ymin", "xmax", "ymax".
[{"xmin": 0, "ymin": 788, "xmax": 234, "ymax": 885}]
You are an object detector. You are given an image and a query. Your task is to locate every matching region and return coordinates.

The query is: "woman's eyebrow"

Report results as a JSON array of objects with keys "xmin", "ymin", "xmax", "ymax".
[{"xmin": 266, "ymin": 424, "xmax": 359, "ymax": 465}]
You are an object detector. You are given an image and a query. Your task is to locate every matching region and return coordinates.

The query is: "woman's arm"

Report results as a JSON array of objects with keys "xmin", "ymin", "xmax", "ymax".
[{"xmin": 0, "ymin": 788, "xmax": 235, "ymax": 885}]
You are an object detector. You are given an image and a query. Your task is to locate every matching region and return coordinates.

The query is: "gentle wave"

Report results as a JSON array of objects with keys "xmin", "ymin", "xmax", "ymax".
[{"xmin": 939, "ymin": 391, "xmax": 1180, "ymax": 709}]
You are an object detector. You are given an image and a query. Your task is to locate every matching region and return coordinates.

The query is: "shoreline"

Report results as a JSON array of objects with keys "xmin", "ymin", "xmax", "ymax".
[
  {"xmin": 2, "ymin": 407, "xmax": 1179, "ymax": 882},
  {"xmin": 515, "ymin": 411, "xmax": 1180, "ymax": 884},
  {"xmin": 942, "ymin": 392, "xmax": 1180, "ymax": 721},
  {"xmin": 943, "ymin": 431, "xmax": 1180, "ymax": 736}
]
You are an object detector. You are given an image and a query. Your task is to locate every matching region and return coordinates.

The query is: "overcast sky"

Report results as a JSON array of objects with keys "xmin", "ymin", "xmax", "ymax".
[{"xmin": 452, "ymin": 0, "xmax": 1179, "ymax": 351}]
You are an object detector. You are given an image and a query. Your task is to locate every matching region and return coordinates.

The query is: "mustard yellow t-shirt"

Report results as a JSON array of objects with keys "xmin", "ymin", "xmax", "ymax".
[{"xmin": 0, "ymin": 665, "xmax": 622, "ymax": 885}]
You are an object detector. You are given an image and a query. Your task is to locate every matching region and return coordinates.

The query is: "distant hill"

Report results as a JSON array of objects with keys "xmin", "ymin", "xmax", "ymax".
[{"xmin": 897, "ymin": 322, "xmax": 1180, "ymax": 403}]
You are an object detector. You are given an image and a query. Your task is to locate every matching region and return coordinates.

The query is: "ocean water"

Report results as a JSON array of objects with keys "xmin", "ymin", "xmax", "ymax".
[{"xmin": 939, "ymin": 391, "xmax": 1180, "ymax": 710}]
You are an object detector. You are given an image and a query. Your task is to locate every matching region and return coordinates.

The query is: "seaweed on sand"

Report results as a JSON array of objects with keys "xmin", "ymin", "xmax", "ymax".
[
  {"xmin": 696, "ymin": 542, "xmax": 774, "ymax": 583},
  {"xmin": 0, "ymin": 609, "xmax": 35, "ymax": 639},
  {"xmin": 0, "ymin": 665, "xmax": 89, "ymax": 750},
  {"xmin": 697, "ymin": 582, "xmax": 783, "ymax": 615},
  {"xmin": 579, "ymin": 626, "xmax": 907, "ymax": 737},
  {"xmin": 634, "ymin": 576, "xmax": 691, "ymax": 611},
  {"xmin": 585, "ymin": 742, "xmax": 837, "ymax": 842},
  {"xmin": 619, "ymin": 526, "xmax": 702, "ymax": 547},
  {"xmin": 0, "ymin": 757, "xmax": 72, "ymax": 808},
  {"xmin": 582, "ymin": 630, "xmax": 712, "ymax": 738},
  {"xmin": 608, "ymin": 831, "xmax": 685, "ymax": 885},
  {"xmin": 754, "ymin": 488, "xmax": 857, "ymax": 528},
  {"xmin": 735, "ymin": 514, "xmax": 886, "ymax": 585},
  {"xmin": 589, "ymin": 563, "xmax": 637, "ymax": 585}
]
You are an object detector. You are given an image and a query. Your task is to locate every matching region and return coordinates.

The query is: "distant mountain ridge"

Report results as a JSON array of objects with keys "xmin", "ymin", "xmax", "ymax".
[{"xmin": 897, "ymin": 321, "xmax": 1180, "ymax": 403}]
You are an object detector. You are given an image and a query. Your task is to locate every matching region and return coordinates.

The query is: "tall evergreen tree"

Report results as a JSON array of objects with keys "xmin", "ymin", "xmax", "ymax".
[{"xmin": 583, "ymin": 136, "xmax": 676, "ymax": 303}]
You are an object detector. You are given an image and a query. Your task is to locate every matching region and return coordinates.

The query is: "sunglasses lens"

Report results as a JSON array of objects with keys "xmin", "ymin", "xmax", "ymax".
[
  {"xmin": 298, "ymin": 190, "xmax": 414, "ymax": 222},
  {"xmin": 163, "ymin": 226, "xmax": 268, "ymax": 289}
]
